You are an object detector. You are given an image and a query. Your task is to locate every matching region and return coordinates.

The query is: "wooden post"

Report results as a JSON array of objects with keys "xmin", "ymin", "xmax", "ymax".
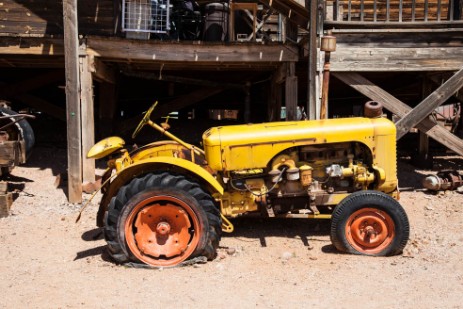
[
  {"xmin": 307, "ymin": 0, "xmax": 318, "ymax": 120},
  {"xmin": 63, "ymin": 0, "xmax": 82, "ymax": 203},
  {"xmin": 285, "ymin": 62, "xmax": 298, "ymax": 120},
  {"xmin": 80, "ymin": 51, "xmax": 95, "ymax": 184}
]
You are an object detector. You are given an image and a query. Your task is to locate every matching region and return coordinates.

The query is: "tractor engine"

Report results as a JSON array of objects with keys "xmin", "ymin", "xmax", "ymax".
[{"xmin": 203, "ymin": 117, "xmax": 397, "ymax": 218}]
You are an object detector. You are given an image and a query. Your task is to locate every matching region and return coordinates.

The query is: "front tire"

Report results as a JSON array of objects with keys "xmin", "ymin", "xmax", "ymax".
[
  {"xmin": 330, "ymin": 190, "xmax": 409, "ymax": 256},
  {"xmin": 104, "ymin": 173, "xmax": 221, "ymax": 267}
]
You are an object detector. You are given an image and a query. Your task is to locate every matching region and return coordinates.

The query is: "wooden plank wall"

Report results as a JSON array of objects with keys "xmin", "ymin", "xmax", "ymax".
[
  {"xmin": 329, "ymin": 31, "xmax": 463, "ymax": 71},
  {"xmin": 0, "ymin": 0, "xmax": 115, "ymax": 36}
]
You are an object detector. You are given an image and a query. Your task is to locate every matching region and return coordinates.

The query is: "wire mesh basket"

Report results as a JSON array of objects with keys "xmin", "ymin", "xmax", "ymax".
[{"xmin": 123, "ymin": 0, "xmax": 171, "ymax": 35}]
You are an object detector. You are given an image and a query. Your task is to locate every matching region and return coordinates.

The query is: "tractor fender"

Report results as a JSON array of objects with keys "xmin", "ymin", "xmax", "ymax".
[{"xmin": 96, "ymin": 157, "xmax": 223, "ymax": 226}]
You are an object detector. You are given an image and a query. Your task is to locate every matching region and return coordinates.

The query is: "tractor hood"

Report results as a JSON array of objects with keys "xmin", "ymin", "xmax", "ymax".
[{"xmin": 202, "ymin": 117, "xmax": 396, "ymax": 172}]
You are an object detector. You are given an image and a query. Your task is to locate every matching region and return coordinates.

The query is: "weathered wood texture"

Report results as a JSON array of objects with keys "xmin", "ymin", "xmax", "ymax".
[
  {"xmin": 395, "ymin": 67, "xmax": 463, "ymax": 138},
  {"xmin": 0, "ymin": 141, "xmax": 23, "ymax": 166},
  {"xmin": 330, "ymin": 32, "xmax": 463, "ymax": 71},
  {"xmin": 333, "ymin": 72, "xmax": 463, "ymax": 155},
  {"xmin": 86, "ymin": 37, "xmax": 299, "ymax": 63},
  {"xmin": 0, "ymin": 0, "xmax": 115, "ymax": 36},
  {"xmin": 0, "ymin": 37, "xmax": 64, "ymax": 56},
  {"xmin": 63, "ymin": 0, "xmax": 82, "ymax": 203},
  {"xmin": 80, "ymin": 55, "xmax": 95, "ymax": 183}
]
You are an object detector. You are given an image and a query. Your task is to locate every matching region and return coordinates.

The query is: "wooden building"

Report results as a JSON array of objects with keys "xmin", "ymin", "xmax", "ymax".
[{"xmin": 0, "ymin": 0, "xmax": 462, "ymax": 202}]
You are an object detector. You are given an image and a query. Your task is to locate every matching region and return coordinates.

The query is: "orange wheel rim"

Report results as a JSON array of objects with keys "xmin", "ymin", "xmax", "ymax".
[
  {"xmin": 124, "ymin": 195, "xmax": 200, "ymax": 266},
  {"xmin": 345, "ymin": 208, "xmax": 395, "ymax": 254}
]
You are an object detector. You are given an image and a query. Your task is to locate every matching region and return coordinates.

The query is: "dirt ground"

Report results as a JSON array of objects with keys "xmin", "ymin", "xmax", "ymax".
[{"xmin": 0, "ymin": 146, "xmax": 462, "ymax": 309}]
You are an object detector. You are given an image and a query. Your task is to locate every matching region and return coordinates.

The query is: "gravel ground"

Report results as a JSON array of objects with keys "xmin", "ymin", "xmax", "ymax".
[{"xmin": 0, "ymin": 146, "xmax": 462, "ymax": 309}]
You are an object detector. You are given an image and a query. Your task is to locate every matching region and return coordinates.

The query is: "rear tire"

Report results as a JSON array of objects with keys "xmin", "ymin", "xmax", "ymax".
[
  {"xmin": 330, "ymin": 190, "xmax": 409, "ymax": 256},
  {"xmin": 104, "ymin": 172, "xmax": 221, "ymax": 266},
  {"xmin": 0, "ymin": 107, "xmax": 35, "ymax": 157}
]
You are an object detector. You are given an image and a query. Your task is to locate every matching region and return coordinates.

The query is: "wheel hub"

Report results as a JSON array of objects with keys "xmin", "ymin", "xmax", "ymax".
[
  {"xmin": 346, "ymin": 208, "xmax": 395, "ymax": 254},
  {"xmin": 134, "ymin": 203, "xmax": 191, "ymax": 258},
  {"xmin": 124, "ymin": 195, "xmax": 201, "ymax": 266},
  {"xmin": 156, "ymin": 221, "xmax": 171, "ymax": 235}
]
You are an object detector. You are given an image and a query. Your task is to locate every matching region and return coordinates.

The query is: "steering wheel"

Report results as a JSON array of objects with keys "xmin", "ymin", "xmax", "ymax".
[{"xmin": 132, "ymin": 101, "xmax": 158, "ymax": 139}]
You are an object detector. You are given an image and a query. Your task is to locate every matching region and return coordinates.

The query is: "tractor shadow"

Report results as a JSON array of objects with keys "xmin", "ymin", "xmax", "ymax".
[
  {"xmin": 74, "ymin": 227, "xmax": 108, "ymax": 262},
  {"xmin": 222, "ymin": 217, "xmax": 332, "ymax": 248}
]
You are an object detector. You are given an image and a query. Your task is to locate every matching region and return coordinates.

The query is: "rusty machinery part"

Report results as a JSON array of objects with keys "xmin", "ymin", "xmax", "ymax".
[
  {"xmin": 330, "ymin": 190, "xmax": 409, "ymax": 256},
  {"xmin": 0, "ymin": 107, "xmax": 35, "ymax": 157},
  {"xmin": 422, "ymin": 170, "xmax": 463, "ymax": 191},
  {"xmin": 104, "ymin": 172, "xmax": 221, "ymax": 267},
  {"xmin": 364, "ymin": 101, "xmax": 384, "ymax": 118}
]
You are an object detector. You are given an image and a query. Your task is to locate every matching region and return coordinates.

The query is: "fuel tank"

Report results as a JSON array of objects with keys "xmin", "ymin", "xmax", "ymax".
[{"xmin": 202, "ymin": 117, "xmax": 396, "ymax": 173}]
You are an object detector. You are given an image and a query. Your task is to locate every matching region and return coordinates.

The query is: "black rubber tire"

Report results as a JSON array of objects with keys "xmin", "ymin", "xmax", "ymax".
[
  {"xmin": 0, "ymin": 107, "xmax": 35, "ymax": 158},
  {"xmin": 330, "ymin": 190, "xmax": 409, "ymax": 256},
  {"xmin": 104, "ymin": 172, "xmax": 221, "ymax": 266}
]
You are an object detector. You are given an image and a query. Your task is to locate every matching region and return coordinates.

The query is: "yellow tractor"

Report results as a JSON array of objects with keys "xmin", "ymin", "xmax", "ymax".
[{"xmin": 88, "ymin": 102, "xmax": 409, "ymax": 267}]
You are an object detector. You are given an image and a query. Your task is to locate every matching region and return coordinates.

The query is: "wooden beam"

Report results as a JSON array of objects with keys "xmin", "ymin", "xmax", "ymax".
[
  {"xmin": 63, "ymin": 0, "xmax": 82, "ymax": 203},
  {"xmin": 428, "ymin": 74, "xmax": 463, "ymax": 103},
  {"xmin": 86, "ymin": 37, "xmax": 299, "ymax": 63},
  {"xmin": 330, "ymin": 46, "xmax": 463, "ymax": 72},
  {"xmin": 395, "ymin": 67, "xmax": 463, "ymax": 139},
  {"xmin": 0, "ymin": 37, "xmax": 64, "ymax": 56},
  {"xmin": 333, "ymin": 72, "xmax": 463, "ymax": 156},
  {"xmin": 89, "ymin": 55, "xmax": 116, "ymax": 84},
  {"xmin": 80, "ymin": 55, "xmax": 95, "ymax": 184},
  {"xmin": 120, "ymin": 86, "xmax": 226, "ymax": 133}
]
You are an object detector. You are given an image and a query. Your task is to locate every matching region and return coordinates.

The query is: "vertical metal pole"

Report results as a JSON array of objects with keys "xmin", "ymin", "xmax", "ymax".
[{"xmin": 320, "ymin": 31, "xmax": 336, "ymax": 119}]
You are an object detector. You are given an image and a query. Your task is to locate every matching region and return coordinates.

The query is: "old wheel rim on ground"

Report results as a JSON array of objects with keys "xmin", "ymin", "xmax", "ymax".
[
  {"xmin": 345, "ymin": 207, "xmax": 395, "ymax": 254},
  {"xmin": 124, "ymin": 195, "xmax": 201, "ymax": 266}
]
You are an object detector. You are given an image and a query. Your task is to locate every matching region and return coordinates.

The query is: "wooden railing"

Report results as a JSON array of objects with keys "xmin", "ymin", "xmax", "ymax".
[{"xmin": 327, "ymin": 0, "xmax": 462, "ymax": 24}]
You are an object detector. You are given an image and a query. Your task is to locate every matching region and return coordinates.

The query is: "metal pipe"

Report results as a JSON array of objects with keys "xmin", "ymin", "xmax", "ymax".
[{"xmin": 319, "ymin": 31, "xmax": 336, "ymax": 119}]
